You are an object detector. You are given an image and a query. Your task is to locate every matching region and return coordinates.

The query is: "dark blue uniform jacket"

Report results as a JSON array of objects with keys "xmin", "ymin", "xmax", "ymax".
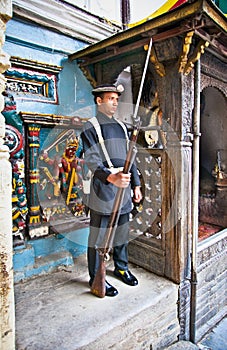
[{"xmin": 81, "ymin": 112, "xmax": 141, "ymax": 215}]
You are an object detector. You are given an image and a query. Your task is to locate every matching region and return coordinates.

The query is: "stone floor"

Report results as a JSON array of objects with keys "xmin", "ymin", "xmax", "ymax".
[{"xmin": 14, "ymin": 254, "xmax": 226, "ymax": 350}]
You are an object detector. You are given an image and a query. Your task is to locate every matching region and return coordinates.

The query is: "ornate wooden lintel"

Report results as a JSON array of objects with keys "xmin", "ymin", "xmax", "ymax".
[
  {"xmin": 20, "ymin": 111, "xmax": 83, "ymax": 128},
  {"xmin": 10, "ymin": 56, "xmax": 62, "ymax": 74},
  {"xmin": 78, "ymin": 40, "xmax": 167, "ymax": 85}
]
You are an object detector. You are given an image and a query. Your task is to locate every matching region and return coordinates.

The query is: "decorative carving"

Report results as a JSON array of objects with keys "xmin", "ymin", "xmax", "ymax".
[
  {"xmin": 27, "ymin": 124, "xmax": 42, "ymax": 227},
  {"xmin": 78, "ymin": 64, "xmax": 97, "ymax": 88},
  {"xmin": 39, "ymin": 130, "xmax": 84, "ymax": 210},
  {"xmin": 197, "ymin": 235, "xmax": 226, "ymax": 268},
  {"xmin": 144, "ymin": 44, "xmax": 165, "ymax": 77},
  {"xmin": 2, "ymin": 93, "xmax": 28, "ymax": 244},
  {"xmin": 184, "ymin": 40, "xmax": 209, "ymax": 75},
  {"xmin": 10, "ymin": 57, "xmax": 62, "ymax": 73},
  {"xmin": 182, "ymin": 72, "xmax": 194, "ymax": 140},
  {"xmin": 179, "ymin": 31, "xmax": 194, "ymax": 73},
  {"xmin": 5, "ymin": 69, "xmax": 57, "ymax": 103},
  {"xmin": 140, "ymin": 73, "xmax": 167, "ymax": 148},
  {"xmin": 201, "ymin": 73, "xmax": 227, "ymax": 97},
  {"xmin": 178, "ymin": 280, "xmax": 191, "ymax": 340},
  {"xmin": 18, "ymin": 113, "xmax": 89, "ymax": 238},
  {"xmin": 4, "ymin": 57, "xmax": 62, "ymax": 104},
  {"xmin": 130, "ymin": 150, "xmax": 163, "ymax": 241},
  {"xmin": 201, "ymin": 54, "xmax": 227, "ymax": 86}
]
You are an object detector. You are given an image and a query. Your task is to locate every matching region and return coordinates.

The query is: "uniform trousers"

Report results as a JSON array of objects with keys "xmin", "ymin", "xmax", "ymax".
[{"xmin": 87, "ymin": 210, "xmax": 130, "ymax": 281}]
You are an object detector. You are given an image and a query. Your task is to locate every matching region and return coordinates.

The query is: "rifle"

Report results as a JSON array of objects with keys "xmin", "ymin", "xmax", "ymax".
[
  {"xmin": 90, "ymin": 128, "xmax": 139, "ymax": 297},
  {"xmin": 91, "ymin": 38, "xmax": 153, "ymax": 298}
]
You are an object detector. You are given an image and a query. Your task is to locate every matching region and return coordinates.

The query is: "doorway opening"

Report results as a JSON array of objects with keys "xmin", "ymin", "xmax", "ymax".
[{"xmin": 199, "ymin": 87, "xmax": 227, "ymax": 240}]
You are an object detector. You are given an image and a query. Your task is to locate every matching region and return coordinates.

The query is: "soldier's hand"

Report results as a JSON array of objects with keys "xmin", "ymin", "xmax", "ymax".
[
  {"xmin": 133, "ymin": 186, "xmax": 142, "ymax": 203},
  {"xmin": 107, "ymin": 172, "xmax": 131, "ymax": 188}
]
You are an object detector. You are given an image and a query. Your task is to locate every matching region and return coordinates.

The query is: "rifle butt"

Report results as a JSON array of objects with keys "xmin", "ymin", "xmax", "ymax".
[{"xmin": 90, "ymin": 254, "xmax": 106, "ymax": 298}]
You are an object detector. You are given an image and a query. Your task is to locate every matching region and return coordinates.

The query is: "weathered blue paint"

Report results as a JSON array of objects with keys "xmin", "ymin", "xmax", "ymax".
[
  {"xmin": 13, "ymin": 244, "xmax": 35, "ymax": 270},
  {"xmin": 4, "ymin": 18, "xmax": 93, "ymax": 115},
  {"xmin": 14, "ymin": 228, "xmax": 89, "ymax": 282},
  {"xmin": 5, "ymin": 18, "xmax": 86, "ymax": 57},
  {"xmin": 29, "ymin": 228, "xmax": 89, "ymax": 258},
  {"xmin": 14, "ymin": 251, "xmax": 74, "ymax": 283}
]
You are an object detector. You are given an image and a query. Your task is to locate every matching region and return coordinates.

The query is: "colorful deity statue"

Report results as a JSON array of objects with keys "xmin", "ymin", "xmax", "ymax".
[
  {"xmin": 39, "ymin": 131, "xmax": 85, "ymax": 219},
  {"xmin": 61, "ymin": 136, "xmax": 81, "ymax": 198}
]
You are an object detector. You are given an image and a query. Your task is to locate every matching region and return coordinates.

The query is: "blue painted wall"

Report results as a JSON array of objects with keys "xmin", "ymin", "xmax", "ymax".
[
  {"xmin": 4, "ymin": 18, "xmax": 95, "ymax": 115},
  {"xmin": 4, "ymin": 17, "xmax": 95, "ymax": 280}
]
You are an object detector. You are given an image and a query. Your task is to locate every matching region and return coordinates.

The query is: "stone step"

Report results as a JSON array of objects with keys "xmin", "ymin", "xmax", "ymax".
[{"xmin": 15, "ymin": 255, "xmax": 179, "ymax": 350}]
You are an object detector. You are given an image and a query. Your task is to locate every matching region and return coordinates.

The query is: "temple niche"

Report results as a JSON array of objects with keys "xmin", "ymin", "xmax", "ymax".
[
  {"xmin": 3, "ymin": 97, "xmax": 89, "ymax": 244},
  {"xmin": 21, "ymin": 112, "xmax": 89, "ymax": 240}
]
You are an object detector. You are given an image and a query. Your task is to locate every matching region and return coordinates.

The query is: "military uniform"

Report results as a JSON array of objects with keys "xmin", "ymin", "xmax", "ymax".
[{"xmin": 81, "ymin": 111, "xmax": 141, "ymax": 282}]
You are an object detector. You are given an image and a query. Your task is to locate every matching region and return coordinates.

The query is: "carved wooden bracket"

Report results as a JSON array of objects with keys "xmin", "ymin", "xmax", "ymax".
[
  {"xmin": 144, "ymin": 44, "xmax": 166, "ymax": 77},
  {"xmin": 78, "ymin": 64, "xmax": 97, "ymax": 88},
  {"xmin": 179, "ymin": 30, "xmax": 194, "ymax": 73},
  {"xmin": 179, "ymin": 32, "xmax": 210, "ymax": 75},
  {"xmin": 184, "ymin": 40, "xmax": 209, "ymax": 75}
]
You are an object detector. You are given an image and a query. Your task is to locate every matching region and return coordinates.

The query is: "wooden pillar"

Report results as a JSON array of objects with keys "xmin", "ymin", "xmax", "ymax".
[
  {"xmin": 27, "ymin": 124, "xmax": 42, "ymax": 226},
  {"xmin": 0, "ymin": 1, "xmax": 14, "ymax": 349}
]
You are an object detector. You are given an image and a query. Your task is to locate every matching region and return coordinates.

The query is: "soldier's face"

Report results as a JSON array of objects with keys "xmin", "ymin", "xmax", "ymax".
[{"xmin": 97, "ymin": 92, "xmax": 119, "ymax": 117}]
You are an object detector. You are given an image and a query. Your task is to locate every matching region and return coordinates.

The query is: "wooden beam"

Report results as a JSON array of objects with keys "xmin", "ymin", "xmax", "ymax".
[{"xmin": 77, "ymin": 24, "xmax": 196, "ymax": 67}]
